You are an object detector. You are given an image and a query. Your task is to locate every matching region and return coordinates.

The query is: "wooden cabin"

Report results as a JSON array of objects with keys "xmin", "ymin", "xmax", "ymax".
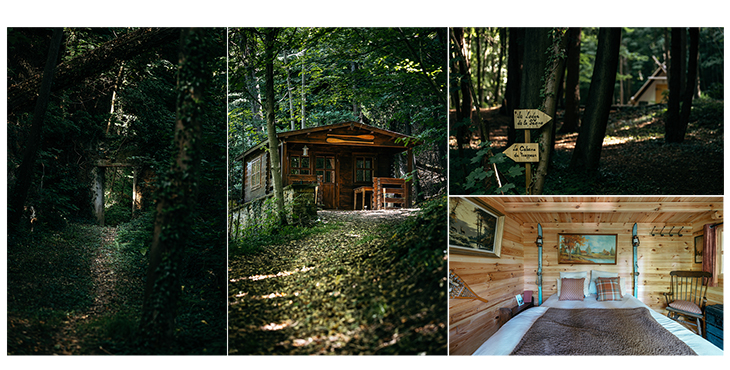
[
  {"xmin": 237, "ymin": 121, "xmax": 419, "ymax": 210},
  {"xmin": 449, "ymin": 196, "xmax": 723, "ymax": 355},
  {"xmin": 630, "ymin": 66, "xmax": 668, "ymax": 105}
]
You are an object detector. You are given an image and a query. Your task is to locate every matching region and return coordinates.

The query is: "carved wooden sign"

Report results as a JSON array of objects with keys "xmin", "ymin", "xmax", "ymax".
[
  {"xmin": 504, "ymin": 143, "xmax": 539, "ymax": 162},
  {"xmin": 514, "ymin": 109, "xmax": 552, "ymax": 129}
]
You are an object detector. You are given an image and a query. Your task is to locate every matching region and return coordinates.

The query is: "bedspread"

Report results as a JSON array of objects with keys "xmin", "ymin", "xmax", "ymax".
[{"xmin": 510, "ymin": 307, "xmax": 696, "ymax": 355}]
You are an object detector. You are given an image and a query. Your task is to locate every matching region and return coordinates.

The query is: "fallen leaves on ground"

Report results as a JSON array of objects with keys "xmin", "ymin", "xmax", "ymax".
[{"xmin": 228, "ymin": 201, "xmax": 448, "ymax": 355}]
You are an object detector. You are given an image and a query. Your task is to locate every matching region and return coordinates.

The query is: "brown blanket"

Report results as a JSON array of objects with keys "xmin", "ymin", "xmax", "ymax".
[{"xmin": 511, "ymin": 308, "xmax": 697, "ymax": 355}]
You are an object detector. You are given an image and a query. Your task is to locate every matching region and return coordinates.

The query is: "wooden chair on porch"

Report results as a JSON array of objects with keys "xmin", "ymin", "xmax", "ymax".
[
  {"xmin": 663, "ymin": 270, "xmax": 712, "ymax": 336},
  {"xmin": 372, "ymin": 177, "xmax": 408, "ymax": 210}
]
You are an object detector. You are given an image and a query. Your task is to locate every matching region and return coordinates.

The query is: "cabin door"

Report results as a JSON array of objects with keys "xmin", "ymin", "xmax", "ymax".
[{"xmin": 315, "ymin": 155, "xmax": 337, "ymax": 209}]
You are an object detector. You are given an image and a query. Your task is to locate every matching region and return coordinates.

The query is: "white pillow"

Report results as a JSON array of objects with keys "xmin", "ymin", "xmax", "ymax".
[
  {"xmin": 590, "ymin": 270, "xmax": 620, "ymax": 295},
  {"xmin": 557, "ymin": 271, "xmax": 589, "ymax": 297}
]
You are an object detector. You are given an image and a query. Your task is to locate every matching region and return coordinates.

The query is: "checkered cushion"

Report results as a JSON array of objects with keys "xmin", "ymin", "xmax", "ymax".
[
  {"xmin": 596, "ymin": 277, "xmax": 622, "ymax": 301},
  {"xmin": 559, "ymin": 278, "xmax": 585, "ymax": 301},
  {"xmin": 668, "ymin": 300, "xmax": 702, "ymax": 314}
]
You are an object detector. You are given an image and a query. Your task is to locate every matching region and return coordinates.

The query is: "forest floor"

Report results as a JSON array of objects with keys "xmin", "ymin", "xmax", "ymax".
[
  {"xmin": 450, "ymin": 99, "xmax": 723, "ymax": 195},
  {"xmin": 6, "ymin": 215, "xmax": 227, "ymax": 355},
  {"xmin": 228, "ymin": 202, "xmax": 448, "ymax": 355}
]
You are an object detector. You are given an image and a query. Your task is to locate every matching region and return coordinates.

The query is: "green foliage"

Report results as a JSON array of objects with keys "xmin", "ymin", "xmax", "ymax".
[
  {"xmin": 690, "ymin": 96, "xmax": 724, "ymax": 125},
  {"xmin": 451, "ymin": 142, "xmax": 524, "ymax": 195},
  {"xmin": 228, "ymin": 27, "xmax": 447, "ymax": 198}
]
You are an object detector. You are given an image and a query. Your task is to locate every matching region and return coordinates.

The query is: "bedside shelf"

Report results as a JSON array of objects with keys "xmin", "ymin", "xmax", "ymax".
[{"xmin": 498, "ymin": 298, "xmax": 534, "ymax": 328}]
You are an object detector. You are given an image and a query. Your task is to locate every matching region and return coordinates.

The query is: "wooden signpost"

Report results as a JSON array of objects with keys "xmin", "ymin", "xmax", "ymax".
[
  {"xmin": 512, "ymin": 109, "xmax": 552, "ymax": 193},
  {"xmin": 514, "ymin": 109, "xmax": 552, "ymax": 129},
  {"xmin": 504, "ymin": 143, "xmax": 539, "ymax": 162}
]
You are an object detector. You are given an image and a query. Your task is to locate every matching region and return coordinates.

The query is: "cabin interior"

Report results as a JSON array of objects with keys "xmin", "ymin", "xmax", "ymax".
[{"xmin": 449, "ymin": 196, "xmax": 724, "ymax": 355}]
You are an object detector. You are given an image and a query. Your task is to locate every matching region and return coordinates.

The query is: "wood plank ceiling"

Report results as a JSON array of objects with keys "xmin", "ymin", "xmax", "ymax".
[{"xmin": 483, "ymin": 197, "xmax": 723, "ymax": 225}]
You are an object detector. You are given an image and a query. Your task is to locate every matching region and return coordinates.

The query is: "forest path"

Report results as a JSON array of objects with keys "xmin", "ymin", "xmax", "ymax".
[
  {"xmin": 7, "ymin": 224, "xmax": 144, "ymax": 355},
  {"xmin": 228, "ymin": 208, "xmax": 445, "ymax": 355}
]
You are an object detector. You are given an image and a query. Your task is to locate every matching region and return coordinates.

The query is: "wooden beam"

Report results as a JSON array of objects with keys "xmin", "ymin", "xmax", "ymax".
[{"xmin": 503, "ymin": 202, "xmax": 721, "ymax": 214}]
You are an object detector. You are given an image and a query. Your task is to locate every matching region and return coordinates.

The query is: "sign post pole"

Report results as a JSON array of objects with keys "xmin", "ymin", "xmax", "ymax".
[{"xmin": 512, "ymin": 109, "xmax": 552, "ymax": 194}]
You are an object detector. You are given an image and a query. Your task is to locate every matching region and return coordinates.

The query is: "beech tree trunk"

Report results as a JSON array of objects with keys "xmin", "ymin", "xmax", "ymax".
[
  {"xmin": 560, "ymin": 27, "xmax": 581, "ymax": 134},
  {"xmin": 666, "ymin": 28, "xmax": 685, "ymax": 143},
  {"xmin": 140, "ymin": 28, "xmax": 216, "ymax": 349},
  {"xmin": 667, "ymin": 28, "xmax": 699, "ymax": 143},
  {"xmin": 532, "ymin": 29, "xmax": 568, "ymax": 195},
  {"xmin": 569, "ymin": 28, "xmax": 622, "ymax": 173},
  {"xmin": 263, "ymin": 28, "xmax": 287, "ymax": 226},
  {"xmin": 8, "ymin": 28, "xmax": 64, "ymax": 230}
]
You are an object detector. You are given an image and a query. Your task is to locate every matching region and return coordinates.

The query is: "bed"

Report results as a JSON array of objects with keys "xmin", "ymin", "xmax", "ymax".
[{"xmin": 473, "ymin": 292, "xmax": 723, "ymax": 356}]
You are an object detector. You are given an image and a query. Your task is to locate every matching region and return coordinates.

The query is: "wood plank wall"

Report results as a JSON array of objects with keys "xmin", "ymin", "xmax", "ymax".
[
  {"xmin": 449, "ymin": 201, "xmax": 723, "ymax": 355},
  {"xmin": 522, "ymin": 222, "xmax": 704, "ymax": 313},
  {"xmin": 448, "ymin": 199, "xmax": 524, "ymax": 356}
]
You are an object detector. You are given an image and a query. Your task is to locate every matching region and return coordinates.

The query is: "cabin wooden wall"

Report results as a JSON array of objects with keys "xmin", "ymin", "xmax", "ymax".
[
  {"xmin": 522, "ymin": 219, "xmax": 723, "ymax": 314},
  {"xmin": 448, "ymin": 198, "xmax": 524, "ymax": 356}
]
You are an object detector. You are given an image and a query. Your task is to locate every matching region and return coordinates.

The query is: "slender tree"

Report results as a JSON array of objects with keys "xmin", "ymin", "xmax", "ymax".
[
  {"xmin": 666, "ymin": 27, "xmax": 685, "ymax": 143},
  {"xmin": 263, "ymin": 28, "xmax": 288, "ymax": 225},
  {"xmin": 560, "ymin": 27, "xmax": 582, "ymax": 134},
  {"xmin": 531, "ymin": 29, "xmax": 568, "ymax": 195},
  {"xmin": 140, "ymin": 28, "xmax": 217, "ymax": 349},
  {"xmin": 504, "ymin": 28, "xmax": 524, "ymax": 146},
  {"xmin": 666, "ymin": 27, "xmax": 700, "ymax": 143},
  {"xmin": 8, "ymin": 28, "xmax": 64, "ymax": 230},
  {"xmin": 569, "ymin": 28, "xmax": 622, "ymax": 173}
]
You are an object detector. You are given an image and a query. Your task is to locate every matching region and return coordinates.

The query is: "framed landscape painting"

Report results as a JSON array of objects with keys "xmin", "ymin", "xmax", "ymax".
[
  {"xmin": 449, "ymin": 197, "xmax": 504, "ymax": 258},
  {"xmin": 558, "ymin": 234, "xmax": 617, "ymax": 264}
]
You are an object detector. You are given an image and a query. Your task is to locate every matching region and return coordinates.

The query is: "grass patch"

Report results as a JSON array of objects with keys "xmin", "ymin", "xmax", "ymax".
[{"xmin": 230, "ymin": 220, "xmax": 341, "ymax": 257}]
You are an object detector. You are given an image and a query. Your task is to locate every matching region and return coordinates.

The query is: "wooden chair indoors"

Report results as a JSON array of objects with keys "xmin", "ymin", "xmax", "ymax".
[{"xmin": 663, "ymin": 270, "xmax": 712, "ymax": 336}]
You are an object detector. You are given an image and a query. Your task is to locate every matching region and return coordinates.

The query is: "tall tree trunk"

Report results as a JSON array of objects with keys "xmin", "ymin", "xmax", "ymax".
[
  {"xmin": 518, "ymin": 28, "xmax": 551, "ymax": 194},
  {"xmin": 8, "ymin": 28, "xmax": 64, "ymax": 230},
  {"xmin": 140, "ymin": 28, "xmax": 216, "ymax": 349},
  {"xmin": 476, "ymin": 28, "xmax": 483, "ymax": 107},
  {"xmin": 504, "ymin": 28, "xmax": 524, "ymax": 146},
  {"xmin": 493, "ymin": 28, "xmax": 507, "ymax": 107},
  {"xmin": 532, "ymin": 29, "xmax": 568, "ymax": 195},
  {"xmin": 264, "ymin": 29, "xmax": 287, "ymax": 225},
  {"xmin": 666, "ymin": 28, "xmax": 698, "ymax": 144},
  {"xmin": 679, "ymin": 28, "xmax": 700, "ymax": 136},
  {"xmin": 569, "ymin": 28, "xmax": 622, "ymax": 173},
  {"xmin": 560, "ymin": 28, "xmax": 582, "ymax": 133},
  {"xmin": 284, "ymin": 51, "xmax": 295, "ymax": 130}
]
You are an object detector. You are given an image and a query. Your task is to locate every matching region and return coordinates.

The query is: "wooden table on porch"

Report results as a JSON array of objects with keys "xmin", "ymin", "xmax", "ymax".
[{"xmin": 353, "ymin": 186, "xmax": 373, "ymax": 210}]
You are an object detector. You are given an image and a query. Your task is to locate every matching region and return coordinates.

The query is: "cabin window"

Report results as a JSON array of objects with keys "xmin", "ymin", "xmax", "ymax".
[
  {"xmin": 354, "ymin": 156, "xmax": 374, "ymax": 183},
  {"xmin": 316, "ymin": 156, "xmax": 335, "ymax": 183},
  {"xmin": 290, "ymin": 155, "xmax": 310, "ymax": 175},
  {"xmin": 251, "ymin": 156, "xmax": 262, "ymax": 189}
]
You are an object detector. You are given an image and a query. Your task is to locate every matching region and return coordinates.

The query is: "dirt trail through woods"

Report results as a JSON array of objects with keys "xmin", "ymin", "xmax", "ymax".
[
  {"xmin": 50, "ymin": 227, "xmax": 125, "ymax": 355},
  {"xmin": 228, "ymin": 209, "xmax": 439, "ymax": 355},
  {"xmin": 7, "ymin": 225, "xmax": 142, "ymax": 355}
]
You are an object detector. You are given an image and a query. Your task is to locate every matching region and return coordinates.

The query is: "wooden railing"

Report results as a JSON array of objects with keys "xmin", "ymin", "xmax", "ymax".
[{"xmin": 373, "ymin": 177, "xmax": 408, "ymax": 210}]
